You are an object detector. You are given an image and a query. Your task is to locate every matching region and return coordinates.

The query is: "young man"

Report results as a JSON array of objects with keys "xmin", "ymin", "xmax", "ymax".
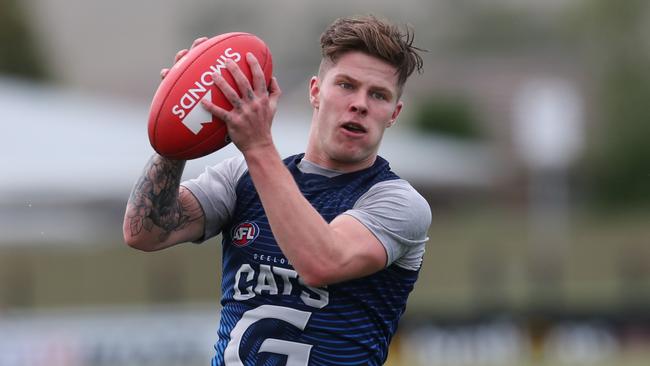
[{"xmin": 124, "ymin": 15, "xmax": 431, "ymax": 365}]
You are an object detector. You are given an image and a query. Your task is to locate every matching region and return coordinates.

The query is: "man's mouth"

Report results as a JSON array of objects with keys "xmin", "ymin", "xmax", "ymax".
[{"xmin": 341, "ymin": 122, "xmax": 367, "ymax": 133}]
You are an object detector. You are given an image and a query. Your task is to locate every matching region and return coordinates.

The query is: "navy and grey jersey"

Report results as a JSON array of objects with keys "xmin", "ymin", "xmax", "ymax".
[{"xmin": 182, "ymin": 154, "xmax": 431, "ymax": 365}]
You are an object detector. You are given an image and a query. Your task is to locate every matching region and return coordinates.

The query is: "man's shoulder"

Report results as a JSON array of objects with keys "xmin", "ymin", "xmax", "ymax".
[
  {"xmin": 210, "ymin": 155, "xmax": 249, "ymax": 183},
  {"xmin": 358, "ymin": 178, "xmax": 432, "ymax": 233},
  {"xmin": 222, "ymin": 155, "xmax": 248, "ymax": 172},
  {"xmin": 368, "ymin": 178, "xmax": 427, "ymax": 203}
]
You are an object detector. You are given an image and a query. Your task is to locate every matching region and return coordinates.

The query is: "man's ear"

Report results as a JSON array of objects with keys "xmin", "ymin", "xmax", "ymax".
[
  {"xmin": 309, "ymin": 76, "xmax": 320, "ymax": 109},
  {"xmin": 387, "ymin": 101, "xmax": 403, "ymax": 128}
]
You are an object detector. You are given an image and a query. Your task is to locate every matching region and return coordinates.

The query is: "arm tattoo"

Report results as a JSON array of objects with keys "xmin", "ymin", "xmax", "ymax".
[{"xmin": 127, "ymin": 155, "xmax": 198, "ymax": 241}]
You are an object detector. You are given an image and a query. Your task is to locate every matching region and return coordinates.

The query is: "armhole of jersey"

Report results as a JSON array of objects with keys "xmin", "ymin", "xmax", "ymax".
[
  {"xmin": 347, "ymin": 179, "xmax": 429, "ymax": 271},
  {"xmin": 184, "ymin": 156, "xmax": 249, "ymax": 243}
]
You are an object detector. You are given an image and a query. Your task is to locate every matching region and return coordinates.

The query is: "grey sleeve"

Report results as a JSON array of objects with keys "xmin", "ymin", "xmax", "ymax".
[
  {"xmin": 180, "ymin": 156, "xmax": 248, "ymax": 243},
  {"xmin": 343, "ymin": 179, "xmax": 431, "ymax": 270}
]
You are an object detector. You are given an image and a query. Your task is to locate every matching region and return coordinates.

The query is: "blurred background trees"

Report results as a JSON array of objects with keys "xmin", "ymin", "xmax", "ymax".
[
  {"xmin": 413, "ymin": 96, "xmax": 481, "ymax": 140},
  {"xmin": 578, "ymin": 0, "xmax": 650, "ymax": 209},
  {"xmin": 0, "ymin": 0, "xmax": 48, "ymax": 80}
]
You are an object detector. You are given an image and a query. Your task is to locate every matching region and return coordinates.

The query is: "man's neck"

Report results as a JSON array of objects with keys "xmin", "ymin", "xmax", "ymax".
[{"xmin": 303, "ymin": 149, "xmax": 376, "ymax": 173}]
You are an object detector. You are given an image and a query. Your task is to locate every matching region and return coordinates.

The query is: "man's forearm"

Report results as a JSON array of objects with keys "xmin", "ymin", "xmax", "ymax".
[
  {"xmin": 243, "ymin": 147, "xmax": 341, "ymax": 283},
  {"xmin": 125, "ymin": 154, "xmax": 197, "ymax": 245}
]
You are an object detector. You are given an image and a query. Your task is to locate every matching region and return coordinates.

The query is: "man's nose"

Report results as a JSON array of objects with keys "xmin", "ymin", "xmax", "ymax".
[{"xmin": 349, "ymin": 93, "xmax": 368, "ymax": 116}]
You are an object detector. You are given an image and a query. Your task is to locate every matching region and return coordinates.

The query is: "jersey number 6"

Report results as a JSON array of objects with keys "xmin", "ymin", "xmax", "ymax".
[{"xmin": 224, "ymin": 305, "xmax": 313, "ymax": 365}]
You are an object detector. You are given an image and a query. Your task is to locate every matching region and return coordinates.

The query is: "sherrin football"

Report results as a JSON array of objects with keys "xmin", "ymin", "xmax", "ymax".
[{"xmin": 148, "ymin": 33, "xmax": 273, "ymax": 160}]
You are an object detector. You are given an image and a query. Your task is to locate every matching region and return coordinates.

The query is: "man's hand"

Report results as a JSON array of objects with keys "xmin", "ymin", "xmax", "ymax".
[
  {"xmin": 200, "ymin": 53, "xmax": 281, "ymax": 154},
  {"xmin": 160, "ymin": 37, "xmax": 209, "ymax": 79}
]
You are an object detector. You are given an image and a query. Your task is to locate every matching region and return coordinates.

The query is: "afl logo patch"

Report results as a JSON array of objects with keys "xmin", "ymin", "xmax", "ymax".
[{"xmin": 232, "ymin": 221, "xmax": 259, "ymax": 247}]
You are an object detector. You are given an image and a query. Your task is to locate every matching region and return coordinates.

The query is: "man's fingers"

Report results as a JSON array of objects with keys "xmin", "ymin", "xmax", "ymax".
[
  {"xmin": 246, "ymin": 53, "xmax": 267, "ymax": 95},
  {"xmin": 268, "ymin": 77, "xmax": 282, "ymax": 111},
  {"xmin": 160, "ymin": 68, "xmax": 170, "ymax": 79},
  {"xmin": 268, "ymin": 77, "xmax": 281, "ymax": 96},
  {"xmin": 213, "ymin": 72, "xmax": 243, "ymax": 110},
  {"xmin": 200, "ymin": 99, "xmax": 230, "ymax": 124},
  {"xmin": 191, "ymin": 37, "xmax": 208, "ymax": 49},
  {"xmin": 171, "ymin": 37, "xmax": 207, "ymax": 70},
  {"xmin": 174, "ymin": 49, "xmax": 189, "ymax": 64},
  {"xmin": 225, "ymin": 59, "xmax": 254, "ymax": 101}
]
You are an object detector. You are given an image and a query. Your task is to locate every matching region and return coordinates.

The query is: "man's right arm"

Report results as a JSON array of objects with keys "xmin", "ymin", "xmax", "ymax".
[{"xmin": 123, "ymin": 154, "xmax": 205, "ymax": 251}]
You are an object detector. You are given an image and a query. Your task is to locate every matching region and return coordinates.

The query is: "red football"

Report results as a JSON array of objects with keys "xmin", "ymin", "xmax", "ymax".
[{"xmin": 148, "ymin": 32, "xmax": 273, "ymax": 160}]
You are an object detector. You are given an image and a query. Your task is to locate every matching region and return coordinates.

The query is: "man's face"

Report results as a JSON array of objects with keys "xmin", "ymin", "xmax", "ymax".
[{"xmin": 307, "ymin": 51, "xmax": 403, "ymax": 171}]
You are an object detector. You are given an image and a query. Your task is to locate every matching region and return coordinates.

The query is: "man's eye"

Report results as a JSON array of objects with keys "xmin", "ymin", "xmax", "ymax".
[
  {"xmin": 338, "ymin": 82, "xmax": 353, "ymax": 89},
  {"xmin": 371, "ymin": 91, "xmax": 386, "ymax": 100}
]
